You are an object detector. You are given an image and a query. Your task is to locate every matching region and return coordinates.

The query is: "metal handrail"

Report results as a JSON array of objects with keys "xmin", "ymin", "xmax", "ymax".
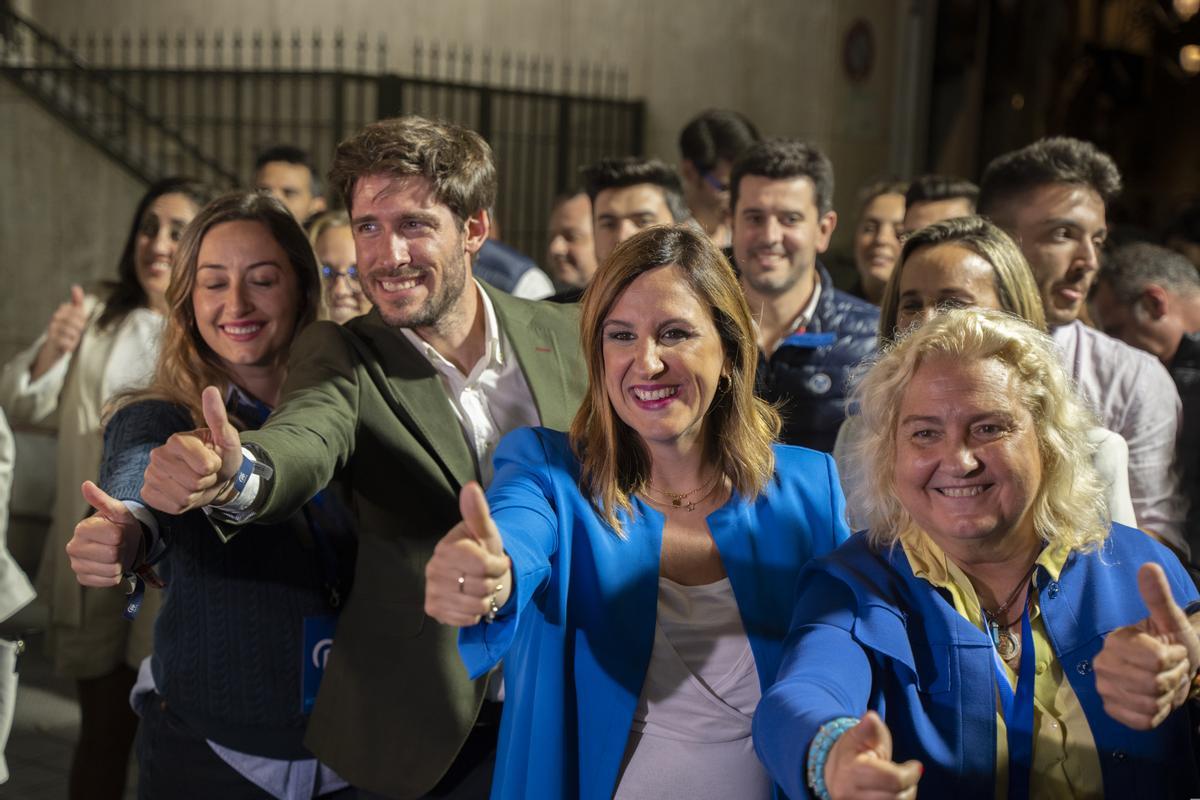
[{"xmin": 0, "ymin": 6, "xmax": 239, "ymax": 185}]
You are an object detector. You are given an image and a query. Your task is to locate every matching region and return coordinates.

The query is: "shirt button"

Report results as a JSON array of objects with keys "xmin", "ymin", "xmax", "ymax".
[
  {"xmin": 1076, "ymin": 660, "xmax": 1091, "ymax": 675},
  {"xmin": 1111, "ymin": 750, "xmax": 1127, "ymax": 762},
  {"xmin": 1045, "ymin": 581, "xmax": 1060, "ymax": 599},
  {"xmin": 1049, "ymin": 720, "xmax": 1059, "ymax": 729},
  {"xmin": 1036, "ymin": 661, "xmax": 1048, "ymax": 675}
]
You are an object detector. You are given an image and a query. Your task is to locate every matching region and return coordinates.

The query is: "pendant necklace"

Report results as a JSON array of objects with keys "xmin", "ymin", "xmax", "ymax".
[
  {"xmin": 981, "ymin": 561, "xmax": 1039, "ymax": 663},
  {"xmin": 645, "ymin": 473, "xmax": 720, "ymax": 512}
]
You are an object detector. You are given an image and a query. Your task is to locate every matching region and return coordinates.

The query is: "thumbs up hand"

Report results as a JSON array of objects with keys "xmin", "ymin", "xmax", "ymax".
[
  {"xmin": 31, "ymin": 284, "xmax": 90, "ymax": 380},
  {"xmin": 1095, "ymin": 562, "xmax": 1200, "ymax": 730},
  {"xmin": 823, "ymin": 711, "xmax": 923, "ymax": 799},
  {"xmin": 424, "ymin": 482, "xmax": 513, "ymax": 627},
  {"xmin": 66, "ymin": 481, "xmax": 145, "ymax": 587},
  {"xmin": 141, "ymin": 386, "xmax": 245, "ymax": 515}
]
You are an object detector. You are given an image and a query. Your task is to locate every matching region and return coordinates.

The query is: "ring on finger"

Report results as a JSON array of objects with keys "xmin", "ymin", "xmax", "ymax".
[{"xmin": 457, "ymin": 574, "xmax": 467, "ymax": 593}]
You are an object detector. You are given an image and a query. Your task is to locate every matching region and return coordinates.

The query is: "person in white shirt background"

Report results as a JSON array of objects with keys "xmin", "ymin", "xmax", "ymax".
[{"xmin": 978, "ymin": 137, "xmax": 1188, "ymax": 558}]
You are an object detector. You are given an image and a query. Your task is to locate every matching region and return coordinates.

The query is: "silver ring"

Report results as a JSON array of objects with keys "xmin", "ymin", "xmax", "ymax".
[{"xmin": 457, "ymin": 574, "xmax": 466, "ymax": 593}]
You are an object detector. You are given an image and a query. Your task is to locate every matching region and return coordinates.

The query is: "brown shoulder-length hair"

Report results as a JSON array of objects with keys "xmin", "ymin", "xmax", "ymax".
[
  {"xmin": 570, "ymin": 224, "xmax": 781, "ymax": 534},
  {"xmin": 122, "ymin": 192, "xmax": 321, "ymax": 428}
]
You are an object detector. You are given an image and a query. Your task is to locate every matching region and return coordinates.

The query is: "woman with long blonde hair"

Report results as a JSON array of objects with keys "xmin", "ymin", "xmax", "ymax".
[
  {"xmin": 834, "ymin": 215, "xmax": 1136, "ymax": 531},
  {"xmin": 756, "ymin": 309, "xmax": 1200, "ymax": 799}
]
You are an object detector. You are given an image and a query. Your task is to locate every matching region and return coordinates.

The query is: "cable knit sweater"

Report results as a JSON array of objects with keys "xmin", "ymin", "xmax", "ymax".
[{"xmin": 100, "ymin": 399, "xmax": 356, "ymax": 759}]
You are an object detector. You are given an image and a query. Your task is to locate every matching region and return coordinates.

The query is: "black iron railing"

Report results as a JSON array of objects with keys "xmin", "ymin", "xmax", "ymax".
[
  {"xmin": 0, "ymin": 8, "xmax": 644, "ymax": 259},
  {"xmin": 0, "ymin": 10, "xmax": 240, "ymax": 186}
]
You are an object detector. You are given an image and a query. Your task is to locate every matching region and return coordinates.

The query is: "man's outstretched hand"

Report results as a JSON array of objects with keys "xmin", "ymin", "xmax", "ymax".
[{"xmin": 141, "ymin": 386, "xmax": 244, "ymax": 514}]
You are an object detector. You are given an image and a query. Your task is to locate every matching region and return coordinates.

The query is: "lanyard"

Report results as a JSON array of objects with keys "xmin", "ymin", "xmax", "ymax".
[{"xmin": 991, "ymin": 597, "xmax": 1036, "ymax": 800}]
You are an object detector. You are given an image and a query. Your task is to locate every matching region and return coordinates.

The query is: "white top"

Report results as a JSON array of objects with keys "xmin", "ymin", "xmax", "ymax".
[
  {"xmin": 102, "ymin": 307, "xmax": 164, "ymax": 402},
  {"xmin": 0, "ymin": 410, "xmax": 34, "ymax": 623},
  {"xmin": 511, "ymin": 266, "xmax": 555, "ymax": 301},
  {"xmin": 613, "ymin": 577, "xmax": 771, "ymax": 800},
  {"xmin": 1052, "ymin": 321, "xmax": 1187, "ymax": 552}
]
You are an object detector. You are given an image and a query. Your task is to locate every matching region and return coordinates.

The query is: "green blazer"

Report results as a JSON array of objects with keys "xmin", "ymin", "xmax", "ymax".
[{"xmin": 240, "ymin": 284, "xmax": 586, "ymax": 797}]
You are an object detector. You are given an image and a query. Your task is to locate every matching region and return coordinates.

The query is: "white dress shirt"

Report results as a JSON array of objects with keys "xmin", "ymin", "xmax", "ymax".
[
  {"xmin": 1052, "ymin": 320, "xmax": 1187, "ymax": 552},
  {"xmin": 511, "ymin": 268, "xmax": 556, "ymax": 301},
  {"xmin": 399, "ymin": 282, "xmax": 541, "ymax": 485}
]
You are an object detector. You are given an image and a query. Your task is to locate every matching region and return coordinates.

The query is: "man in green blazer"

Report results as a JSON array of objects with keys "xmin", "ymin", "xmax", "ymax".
[{"xmin": 139, "ymin": 116, "xmax": 586, "ymax": 797}]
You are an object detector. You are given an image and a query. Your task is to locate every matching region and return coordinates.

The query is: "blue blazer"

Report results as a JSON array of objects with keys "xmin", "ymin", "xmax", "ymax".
[
  {"xmin": 753, "ymin": 526, "xmax": 1200, "ymax": 799},
  {"xmin": 459, "ymin": 427, "xmax": 851, "ymax": 800}
]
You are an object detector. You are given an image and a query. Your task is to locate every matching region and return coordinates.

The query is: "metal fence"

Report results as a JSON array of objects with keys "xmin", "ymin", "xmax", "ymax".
[{"xmin": 2, "ymin": 14, "xmax": 644, "ymax": 260}]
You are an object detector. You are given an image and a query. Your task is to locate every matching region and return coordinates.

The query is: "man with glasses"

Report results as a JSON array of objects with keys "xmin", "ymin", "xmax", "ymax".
[{"xmin": 678, "ymin": 109, "xmax": 761, "ymax": 248}]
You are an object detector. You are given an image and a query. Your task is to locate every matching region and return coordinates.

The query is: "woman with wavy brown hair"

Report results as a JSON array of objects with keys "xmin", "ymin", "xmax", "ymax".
[
  {"xmin": 424, "ymin": 223, "xmax": 850, "ymax": 799},
  {"xmin": 65, "ymin": 192, "xmax": 355, "ymax": 798}
]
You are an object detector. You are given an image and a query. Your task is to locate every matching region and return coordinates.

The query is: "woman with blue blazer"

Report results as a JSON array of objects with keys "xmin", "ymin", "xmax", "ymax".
[
  {"xmin": 425, "ymin": 225, "xmax": 850, "ymax": 800},
  {"xmin": 754, "ymin": 309, "xmax": 1200, "ymax": 800}
]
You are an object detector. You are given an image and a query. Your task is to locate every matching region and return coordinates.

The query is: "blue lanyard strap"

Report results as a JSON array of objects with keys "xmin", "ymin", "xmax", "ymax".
[{"xmin": 991, "ymin": 596, "xmax": 1037, "ymax": 800}]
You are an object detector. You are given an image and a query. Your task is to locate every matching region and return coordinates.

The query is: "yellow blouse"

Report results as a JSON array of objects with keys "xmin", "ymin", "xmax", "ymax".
[{"xmin": 901, "ymin": 531, "xmax": 1103, "ymax": 799}]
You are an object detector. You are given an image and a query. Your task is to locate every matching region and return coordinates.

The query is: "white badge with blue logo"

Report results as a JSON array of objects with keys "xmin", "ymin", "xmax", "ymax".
[{"xmin": 302, "ymin": 614, "xmax": 338, "ymax": 714}]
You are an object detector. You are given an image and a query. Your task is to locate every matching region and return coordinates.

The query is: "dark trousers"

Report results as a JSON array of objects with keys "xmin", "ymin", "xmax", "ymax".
[{"xmin": 136, "ymin": 694, "xmax": 358, "ymax": 799}]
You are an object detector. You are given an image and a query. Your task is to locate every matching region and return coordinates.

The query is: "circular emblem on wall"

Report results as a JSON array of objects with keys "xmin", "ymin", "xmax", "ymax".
[{"xmin": 843, "ymin": 19, "xmax": 875, "ymax": 83}]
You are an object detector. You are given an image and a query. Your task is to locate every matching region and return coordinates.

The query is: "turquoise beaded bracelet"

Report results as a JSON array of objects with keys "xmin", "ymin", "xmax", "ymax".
[{"xmin": 806, "ymin": 716, "xmax": 859, "ymax": 800}]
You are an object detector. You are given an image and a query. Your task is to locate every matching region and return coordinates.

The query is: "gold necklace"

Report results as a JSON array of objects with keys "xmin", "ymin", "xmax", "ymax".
[{"xmin": 645, "ymin": 473, "xmax": 720, "ymax": 512}]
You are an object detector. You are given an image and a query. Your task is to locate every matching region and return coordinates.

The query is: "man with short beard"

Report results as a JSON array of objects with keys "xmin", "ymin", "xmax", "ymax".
[
  {"xmin": 979, "ymin": 137, "xmax": 1186, "ymax": 555},
  {"xmin": 138, "ymin": 116, "xmax": 587, "ymax": 798},
  {"xmin": 730, "ymin": 139, "xmax": 878, "ymax": 452}
]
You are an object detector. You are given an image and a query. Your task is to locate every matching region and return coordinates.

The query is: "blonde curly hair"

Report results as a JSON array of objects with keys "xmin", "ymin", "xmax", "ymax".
[{"xmin": 850, "ymin": 308, "xmax": 1109, "ymax": 552}]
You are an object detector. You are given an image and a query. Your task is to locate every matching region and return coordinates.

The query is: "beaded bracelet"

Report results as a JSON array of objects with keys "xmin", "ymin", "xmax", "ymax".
[{"xmin": 806, "ymin": 716, "xmax": 859, "ymax": 800}]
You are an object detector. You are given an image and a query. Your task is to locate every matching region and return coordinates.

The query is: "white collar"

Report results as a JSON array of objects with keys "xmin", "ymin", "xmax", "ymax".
[{"xmin": 400, "ymin": 281, "xmax": 505, "ymax": 377}]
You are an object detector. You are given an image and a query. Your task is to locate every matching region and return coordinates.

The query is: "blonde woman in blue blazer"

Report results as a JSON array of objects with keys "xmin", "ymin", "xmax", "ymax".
[
  {"xmin": 425, "ymin": 225, "xmax": 850, "ymax": 800},
  {"xmin": 755, "ymin": 310, "xmax": 1200, "ymax": 800}
]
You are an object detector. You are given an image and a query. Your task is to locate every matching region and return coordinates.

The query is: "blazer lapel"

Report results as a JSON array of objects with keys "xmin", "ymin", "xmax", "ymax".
[
  {"xmin": 349, "ymin": 313, "xmax": 479, "ymax": 490},
  {"xmin": 487, "ymin": 286, "xmax": 580, "ymax": 431}
]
